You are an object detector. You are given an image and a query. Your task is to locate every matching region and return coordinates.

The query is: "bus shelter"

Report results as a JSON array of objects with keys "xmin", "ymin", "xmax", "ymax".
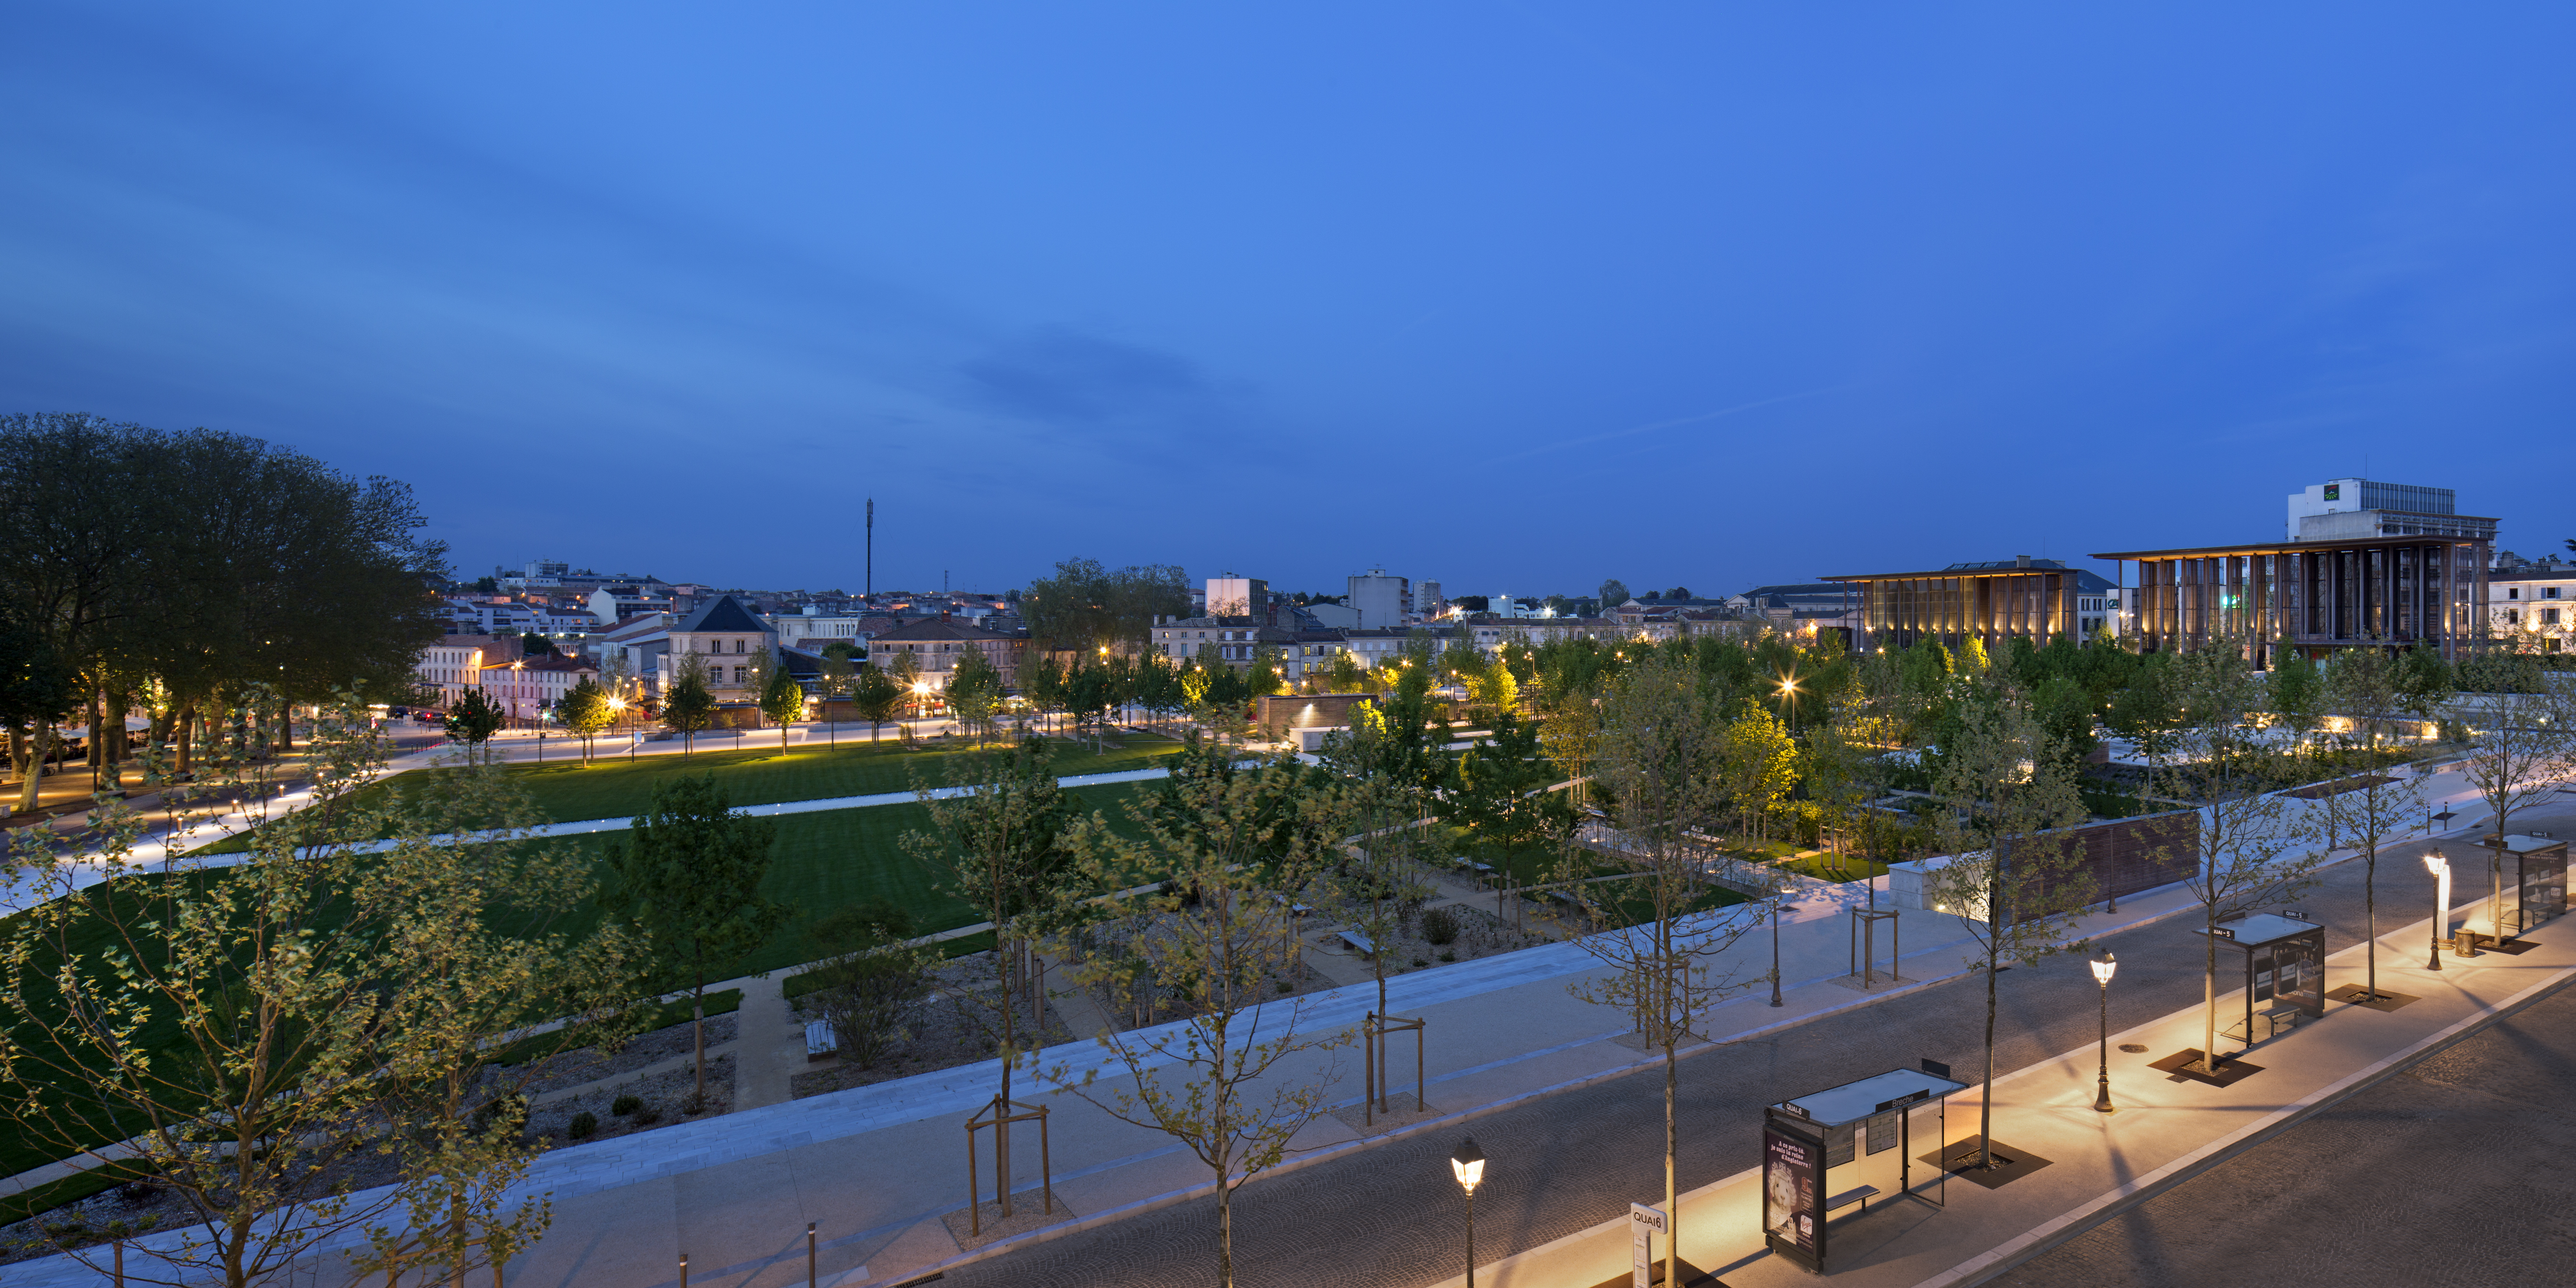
[
  {"xmin": 2194, "ymin": 912, "xmax": 2325, "ymax": 1051},
  {"xmin": 1762, "ymin": 1064, "xmax": 1968, "ymax": 1273},
  {"xmin": 2483, "ymin": 834, "xmax": 2568, "ymax": 936}
]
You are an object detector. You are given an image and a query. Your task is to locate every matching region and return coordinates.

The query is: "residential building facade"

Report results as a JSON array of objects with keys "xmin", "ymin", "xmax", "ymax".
[
  {"xmin": 477, "ymin": 652, "xmax": 599, "ymax": 724},
  {"xmin": 661, "ymin": 594, "xmax": 779, "ymax": 700},
  {"xmin": 867, "ymin": 617, "xmax": 1027, "ymax": 691},
  {"xmin": 2491, "ymin": 553, "xmax": 2575, "ymax": 653}
]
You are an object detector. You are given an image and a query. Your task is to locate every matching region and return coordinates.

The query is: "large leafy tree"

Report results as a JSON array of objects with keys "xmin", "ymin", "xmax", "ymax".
[
  {"xmin": 1021, "ymin": 557, "xmax": 1191, "ymax": 654},
  {"xmin": 599, "ymin": 775, "xmax": 789, "ymax": 1100},
  {"xmin": 0, "ymin": 608, "xmax": 80, "ymax": 816},
  {"xmin": 0, "ymin": 413, "xmax": 446, "ymax": 795}
]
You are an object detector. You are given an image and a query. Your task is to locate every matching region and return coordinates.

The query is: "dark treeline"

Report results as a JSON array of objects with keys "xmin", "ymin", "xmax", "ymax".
[{"xmin": 1, "ymin": 412, "xmax": 448, "ymax": 811}]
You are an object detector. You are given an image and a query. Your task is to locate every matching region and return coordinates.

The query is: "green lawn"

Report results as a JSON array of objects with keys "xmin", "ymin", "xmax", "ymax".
[
  {"xmin": 0, "ymin": 780, "xmax": 1160, "ymax": 1187},
  {"xmin": 192, "ymin": 733, "xmax": 1181, "ymax": 853},
  {"xmin": 492, "ymin": 780, "xmax": 1159, "ymax": 984}
]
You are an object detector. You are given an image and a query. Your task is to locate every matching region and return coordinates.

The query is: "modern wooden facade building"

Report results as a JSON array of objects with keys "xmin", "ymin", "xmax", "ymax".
[
  {"xmin": 2091, "ymin": 534, "xmax": 2489, "ymax": 663},
  {"xmin": 1820, "ymin": 557, "xmax": 2114, "ymax": 653}
]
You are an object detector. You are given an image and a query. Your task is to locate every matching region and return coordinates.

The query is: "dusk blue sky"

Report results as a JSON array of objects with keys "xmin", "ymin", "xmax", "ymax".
[{"xmin": 7, "ymin": 2, "xmax": 2573, "ymax": 598}]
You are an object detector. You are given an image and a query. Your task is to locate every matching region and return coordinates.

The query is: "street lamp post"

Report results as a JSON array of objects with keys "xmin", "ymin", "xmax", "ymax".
[
  {"xmin": 1770, "ymin": 882, "xmax": 1792, "ymax": 1007},
  {"xmin": 2090, "ymin": 952, "xmax": 2118, "ymax": 1113},
  {"xmin": 1449, "ymin": 1137, "xmax": 1486, "ymax": 1288},
  {"xmin": 2424, "ymin": 850, "xmax": 2451, "ymax": 970}
]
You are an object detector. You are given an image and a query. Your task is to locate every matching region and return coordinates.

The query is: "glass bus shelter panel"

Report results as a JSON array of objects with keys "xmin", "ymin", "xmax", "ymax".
[
  {"xmin": 2199, "ymin": 913, "xmax": 2327, "ymax": 1048},
  {"xmin": 2499, "ymin": 837, "xmax": 2568, "ymax": 934},
  {"xmin": 1765, "ymin": 1066, "xmax": 1970, "ymax": 1270}
]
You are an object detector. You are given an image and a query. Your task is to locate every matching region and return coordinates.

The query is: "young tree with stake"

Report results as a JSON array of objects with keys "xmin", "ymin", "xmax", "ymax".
[
  {"xmin": 2320, "ymin": 648, "xmax": 2433, "ymax": 1002},
  {"xmin": 904, "ymin": 736, "xmax": 1083, "ymax": 1224},
  {"xmin": 1920, "ymin": 677, "xmax": 2095, "ymax": 1170},
  {"xmin": 853, "ymin": 664, "xmax": 903, "ymax": 743},
  {"xmin": 443, "ymin": 688, "xmax": 506, "ymax": 764},
  {"xmin": 1550, "ymin": 656, "xmax": 1764, "ymax": 1287},
  {"xmin": 1047, "ymin": 752, "xmax": 1351, "ymax": 1288},
  {"xmin": 2451, "ymin": 655, "xmax": 2576, "ymax": 939},
  {"xmin": 2162, "ymin": 649, "xmax": 2322, "ymax": 1074}
]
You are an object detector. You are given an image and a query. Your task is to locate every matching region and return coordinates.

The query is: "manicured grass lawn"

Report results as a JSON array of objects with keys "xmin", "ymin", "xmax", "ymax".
[
  {"xmin": 499, "ymin": 733, "xmax": 1179, "ymax": 823},
  {"xmin": 192, "ymin": 733, "xmax": 1181, "ymax": 852},
  {"xmin": 1, "ymin": 780, "xmax": 1158, "ymax": 1186},
  {"xmin": 495, "ymin": 780, "xmax": 1158, "ymax": 984},
  {"xmin": 1771, "ymin": 853, "xmax": 1891, "ymax": 883}
]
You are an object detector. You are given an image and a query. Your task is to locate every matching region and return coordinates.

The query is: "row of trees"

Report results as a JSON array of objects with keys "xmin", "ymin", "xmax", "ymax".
[{"xmin": 1, "ymin": 413, "xmax": 448, "ymax": 812}]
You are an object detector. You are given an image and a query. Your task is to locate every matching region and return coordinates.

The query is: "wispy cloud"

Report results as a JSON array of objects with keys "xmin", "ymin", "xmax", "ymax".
[{"xmin": 1491, "ymin": 387, "xmax": 1842, "ymax": 466}]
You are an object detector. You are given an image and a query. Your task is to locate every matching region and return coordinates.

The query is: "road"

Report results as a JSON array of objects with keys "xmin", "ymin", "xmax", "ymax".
[{"xmin": 939, "ymin": 801, "xmax": 2572, "ymax": 1288}]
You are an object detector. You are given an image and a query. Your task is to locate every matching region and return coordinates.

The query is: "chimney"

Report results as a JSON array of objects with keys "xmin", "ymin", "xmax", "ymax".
[
  {"xmin": 2016, "ymin": 554, "xmax": 2031, "ymax": 568},
  {"xmin": 941, "ymin": 609, "xmax": 951, "ymax": 623}
]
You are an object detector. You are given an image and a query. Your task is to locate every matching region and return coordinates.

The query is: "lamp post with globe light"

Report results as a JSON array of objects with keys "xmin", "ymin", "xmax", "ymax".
[
  {"xmin": 1450, "ymin": 1138, "xmax": 1487, "ymax": 1288},
  {"xmin": 2090, "ymin": 952, "xmax": 2118, "ymax": 1113}
]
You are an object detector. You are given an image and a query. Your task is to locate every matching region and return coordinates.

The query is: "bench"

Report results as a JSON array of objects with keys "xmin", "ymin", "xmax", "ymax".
[
  {"xmin": 1824, "ymin": 1185, "xmax": 1880, "ymax": 1216},
  {"xmin": 805, "ymin": 1020, "xmax": 837, "ymax": 1062},
  {"xmin": 1336, "ymin": 930, "xmax": 1377, "ymax": 957}
]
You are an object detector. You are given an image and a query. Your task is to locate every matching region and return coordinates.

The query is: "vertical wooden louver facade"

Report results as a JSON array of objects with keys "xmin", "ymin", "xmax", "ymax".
[
  {"xmin": 1821, "ymin": 564, "xmax": 2085, "ymax": 652},
  {"xmin": 2091, "ymin": 536, "xmax": 2488, "ymax": 663}
]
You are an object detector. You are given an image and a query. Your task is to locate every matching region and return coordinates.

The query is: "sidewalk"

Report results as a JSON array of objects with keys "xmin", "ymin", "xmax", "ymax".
[{"xmin": 1430, "ymin": 893, "xmax": 2576, "ymax": 1288}]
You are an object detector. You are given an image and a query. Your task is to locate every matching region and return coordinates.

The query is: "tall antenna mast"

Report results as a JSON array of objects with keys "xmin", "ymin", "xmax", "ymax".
[{"xmin": 865, "ymin": 498, "xmax": 874, "ymax": 598}]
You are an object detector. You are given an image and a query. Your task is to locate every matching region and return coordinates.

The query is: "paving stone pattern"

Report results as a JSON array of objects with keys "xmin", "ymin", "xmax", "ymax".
[
  {"xmin": 1993, "ymin": 964, "xmax": 2576, "ymax": 1288},
  {"xmin": 940, "ymin": 813, "xmax": 2535, "ymax": 1288}
]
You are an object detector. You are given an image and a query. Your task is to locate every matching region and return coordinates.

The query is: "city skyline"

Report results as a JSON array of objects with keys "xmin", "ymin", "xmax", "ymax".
[{"xmin": 8, "ymin": 2, "xmax": 2574, "ymax": 592}]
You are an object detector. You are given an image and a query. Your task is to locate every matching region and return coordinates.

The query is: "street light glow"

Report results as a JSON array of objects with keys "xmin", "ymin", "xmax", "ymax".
[
  {"xmin": 2090, "ymin": 952, "xmax": 2117, "ymax": 985},
  {"xmin": 1449, "ymin": 1137, "xmax": 1486, "ymax": 1193}
]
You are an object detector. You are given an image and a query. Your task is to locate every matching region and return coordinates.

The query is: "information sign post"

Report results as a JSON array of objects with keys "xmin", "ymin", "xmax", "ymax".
[{"xmin": 1629, "ymin": 1203, "xmax": 1666, "ymax": 1288}]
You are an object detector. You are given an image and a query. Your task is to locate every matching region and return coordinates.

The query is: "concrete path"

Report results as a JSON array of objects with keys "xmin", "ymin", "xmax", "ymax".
[{"xmin": 731, "ymin": 976, "xmax": 798, "ymax": 1111}]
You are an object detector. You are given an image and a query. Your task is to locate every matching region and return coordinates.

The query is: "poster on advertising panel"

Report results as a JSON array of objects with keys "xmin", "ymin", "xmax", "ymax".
[{"xmin": 1764, "ymin": 1119, "xmax": 1823, "ymax": 1269}]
